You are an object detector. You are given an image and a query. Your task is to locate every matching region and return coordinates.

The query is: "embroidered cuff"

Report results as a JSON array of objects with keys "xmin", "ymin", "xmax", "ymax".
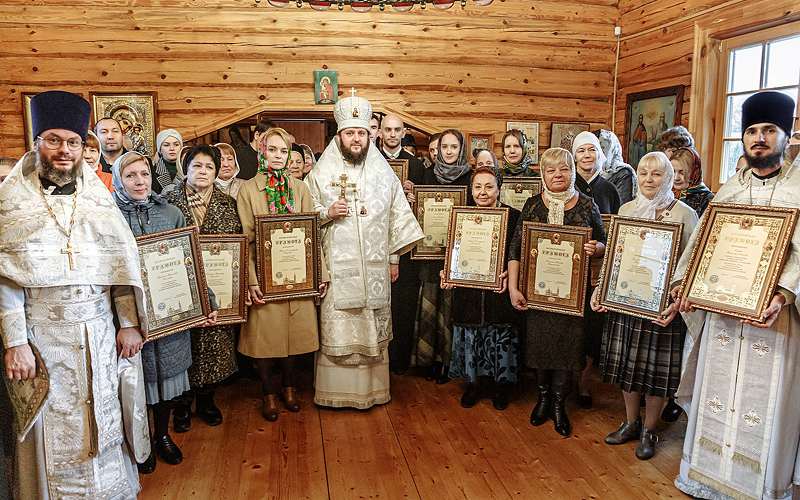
[
  {"xmin": 389, "ymin": 254, "xmax": 400, "ymax": 265},
  {"xmin": 114, "ymin": 294, "xmax": 140, "ymax": 329},
  {"xmin": 1, "ymin": 308, "xmax": 28, "ymax": 349}
]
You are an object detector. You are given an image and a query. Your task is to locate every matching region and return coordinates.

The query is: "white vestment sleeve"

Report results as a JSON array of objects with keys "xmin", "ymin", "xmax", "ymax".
[
  {"xmin": 112, "ymin": 285, "xmax": 140, "ymax": 329},
  {"xmin": 0, "ymin": 275, "xmax": 27, "ymax": 349}
]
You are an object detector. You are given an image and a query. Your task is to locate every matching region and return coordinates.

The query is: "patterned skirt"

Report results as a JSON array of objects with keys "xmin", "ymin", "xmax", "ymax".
[
  {"xmin": 599, "ymin": 312, "xmax": 686, "ymax": 397},
  {"xmin": 188, "ymin": 325, "xmax": 238, "ymax": 387},
  {"xmin": 449, "ymin": 324, "xmax": 519, "ymax": 384}
]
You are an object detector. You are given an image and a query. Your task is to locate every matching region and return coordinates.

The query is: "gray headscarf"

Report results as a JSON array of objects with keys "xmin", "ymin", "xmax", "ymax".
[
  {"xmin": 433, "ymin": 129, "xmax": 471, "ymax": 184},
  {"xmin": 597, "ymin": 129, "xmax": 638, "ymax": 198},
  {"xmin": 112, "ymin": 151, "xmax": 163, "ymax": 207}
]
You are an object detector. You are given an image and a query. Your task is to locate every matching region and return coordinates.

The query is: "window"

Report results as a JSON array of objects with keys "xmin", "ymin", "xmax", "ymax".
[{"xmin": 716, "ymin": 25, "xmax": 800, "ymax": 183}]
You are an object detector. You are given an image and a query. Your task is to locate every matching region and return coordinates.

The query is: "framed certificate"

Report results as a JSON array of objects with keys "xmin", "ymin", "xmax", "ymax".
[
  {"xmin": 598, "ymin": 217, "xmax": 683, "ymax": 320},
  {"xmin": 387, "ymin": 159, "xmax": 409, "ymax": 184},
  {"xmin": 499, "ymin": 177, "xmax": 542, "ymax": 212},
  {"xmin": 199, "ymin": 234, "xmax": 248, "ymax": 326},
  {"xmin": 411, "ymin": 185, "xmax": 468, "ymax": 260},
  {"xmin": 680, "ymin": 203, "xmax": 798, "ymax": 321},
  {"xmin": 520, "ymin": 222, "xmax": 592, "ymax": 317},
  {"xmin": 136, "ymin": 226, "xmax": 211, "ymax": 341},
  {"xmin": 590, "ymin": 214, "xmax": 614, "ymax": 286},
  {"xmin": 443, "ymin": 207, "xmax": 509, "ymax": 291},
  {"xmin": 254, "ymin": 213, "xmax": 321, "ymax": 302}
]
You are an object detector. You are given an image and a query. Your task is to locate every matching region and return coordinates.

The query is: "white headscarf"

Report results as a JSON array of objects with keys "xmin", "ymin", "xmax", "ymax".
[
  {"xmin": 542, "ymin": 148, "xmax": 578, "ymax": 225},
  {"xmin": 213, "ymin": 143, "xmax": 241, "ymax": 193},
  {"xmin": 571, "ymin": 131, "xmax": 607, "ymax": 183},
  {"xmin": 627, "ymin": 151, "xmax": 675, "ymax": 219}
]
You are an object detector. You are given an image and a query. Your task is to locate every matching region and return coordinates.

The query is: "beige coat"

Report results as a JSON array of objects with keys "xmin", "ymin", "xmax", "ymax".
[{"xmin": 236, "ymin": 173, "xmax": 320, "ymax": 358}]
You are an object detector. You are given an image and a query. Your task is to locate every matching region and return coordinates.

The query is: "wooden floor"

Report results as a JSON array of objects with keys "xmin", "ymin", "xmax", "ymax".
[{"xmin": 140, "ymin": 370, "xmax": 688, "ymax": 500}]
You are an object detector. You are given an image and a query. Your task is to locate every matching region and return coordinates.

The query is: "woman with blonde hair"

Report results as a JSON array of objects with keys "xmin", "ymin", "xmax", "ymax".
[
  {"xmin": 592, "ymin": 151, "xmax": 698, "ymax": 459},
  {"xmin": 507, "ymin": 148, "xmax": 606, "ymax": 437},
  {"xmin": 236, "ymin": 127, "xmax": 326, "ymax": 421}
]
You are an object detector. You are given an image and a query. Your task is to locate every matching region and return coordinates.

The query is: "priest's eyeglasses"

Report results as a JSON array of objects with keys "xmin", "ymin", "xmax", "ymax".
[{"xmin": 37, "ymin": 135, "xmax": 84, "ymax": 151}]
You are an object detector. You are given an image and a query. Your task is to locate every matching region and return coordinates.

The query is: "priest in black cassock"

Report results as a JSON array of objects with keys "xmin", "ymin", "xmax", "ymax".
[{"xmin": 379, "ymin": 114, "xmax": 426, "ymax": 374}]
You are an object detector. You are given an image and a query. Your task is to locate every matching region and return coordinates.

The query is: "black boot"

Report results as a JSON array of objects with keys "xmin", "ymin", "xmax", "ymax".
[
  {"xmin": 172, "ymin": 398, "xmax": 191, "ymax": 433},
  {"xmin": 196, "ymin": 388, "xmax": 223, "ymax": 426},
  {"xmin": 635, "ymin": 428, "xmax": 658, "ymax": 460},
  {"xmin": 551, "ymin": 370, "xmax": 572, "ymax": 437},
  {"xmin": 153, "ymin": 402, "xmax": 183, "ymax": 465},
  {"xmin": 460, "ymin": 383, "xmax": 481, "ymax": 408},
  {"xmin": 530, "ymin": 385, "xmax": 552, "ymax": 425},
  {"xmin": 661, "ymin": 398, "xmax": 683, "ymax": 423},
  {"xmin": 492, "ymin": 382, "xmax": 511, "ymax": 411},
  {"xmin": 436, "ymin": 364, "xmax": 450, "ymax": 385}
]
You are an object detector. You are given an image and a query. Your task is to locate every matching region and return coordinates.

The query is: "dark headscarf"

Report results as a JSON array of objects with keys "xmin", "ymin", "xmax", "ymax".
[
  {"xmin": 501, "ymin": 129, "xmax": 535, "ymax": 176},
  {"xmin": 434, "ymin": 129, "xmax": 470, "ymax": 184}
]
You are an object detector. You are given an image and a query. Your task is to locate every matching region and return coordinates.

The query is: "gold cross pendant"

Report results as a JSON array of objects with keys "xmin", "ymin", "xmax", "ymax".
[{"xmin": 61, "ymin": 241, "xmax": 76, "ymax": 270}]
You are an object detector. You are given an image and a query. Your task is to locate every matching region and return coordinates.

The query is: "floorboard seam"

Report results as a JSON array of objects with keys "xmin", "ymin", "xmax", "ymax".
[
  {"xmin": 385, "ymin": 378, "xmax": 424, "ymax": 500},
  {"xmin": 318, "ymin": 408, "xmax": 333, "ymax": 500}
]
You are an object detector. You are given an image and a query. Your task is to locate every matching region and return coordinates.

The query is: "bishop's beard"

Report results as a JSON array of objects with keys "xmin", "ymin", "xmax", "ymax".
[
  {"xmin": 341, "ymin": 140, "xmax": 369, "ymax": 165},
  {"xmin": 36, "ymin": 151, "xmax": 82, "ymax": 186}
]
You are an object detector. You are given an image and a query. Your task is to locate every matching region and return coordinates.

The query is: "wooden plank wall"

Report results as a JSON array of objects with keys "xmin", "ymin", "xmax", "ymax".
[
  {"xmin": 0, "ymin": 0, "xmax": 619, "ymax": 159},
  {"xmin": 615, "ymin": 0, "xmax": 800, "ymax": 153}
]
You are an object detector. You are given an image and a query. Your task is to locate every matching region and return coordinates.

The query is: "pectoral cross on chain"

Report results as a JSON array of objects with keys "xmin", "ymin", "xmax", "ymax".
[
  {"xmin": 331, "ymin": 173, "xmax": 357, "ymax": 217},
  {"xmin": 61, "ymin": 240, "xmax": 78, "ymax": 270}
]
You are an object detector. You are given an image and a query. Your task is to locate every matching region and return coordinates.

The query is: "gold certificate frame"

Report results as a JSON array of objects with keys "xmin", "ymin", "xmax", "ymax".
[
  {"xmin": 387, "ymin": 159, "xmax": 409, "ymax": 184},
  {"xmin": 199, "ymin": 234, "xmax": 248, "ymax": 326},
  {"xmin": 136, "ymin": 226, "xmax": 211, "ymax": 341},
  {"xmin": 499, "ymin": 177, "xmax": 542, "ymax": 212},
  {"xmin": 443, "ymin": 207, "xmax": 509, "ymax": 291},
  {"xmin": 411, "ymin": 185, "xmax": 468, "ymax": 260},
  {"xmin": 598, "ymin": 216, "xmax": 683, "ymax": 320},
  {"xmin": 520, "ymin": 222, "xmax": 592, "ymax": 317},
  {"xmin": 254, "ymin": 213, "xmax": 321, "ymax": 302},
  {"xmin": 680, "ymin": 203, "xmax": 798, "ymax": 321}
]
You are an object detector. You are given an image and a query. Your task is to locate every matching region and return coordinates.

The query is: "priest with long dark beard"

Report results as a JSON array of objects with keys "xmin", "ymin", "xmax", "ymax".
[{"xmin": 305, "ymin": 93, "xmax": 423, "ymax": 409}]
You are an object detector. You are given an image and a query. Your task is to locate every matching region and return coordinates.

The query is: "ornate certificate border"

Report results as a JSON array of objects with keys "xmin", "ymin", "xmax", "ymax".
[
  {"xmin": 598, "ymin": 216, "xmax": 683, "ymax": 320},
  {"xmin": 254, "ymin": 213, "xmax": 321, "ymax": 302},
  {"xmin": 199, "ymin": 234, "xmax": 248, "ymax": 326},
  {"xmin": 499, "ymin": 177, "xmax": 542, "ymax": 212},
  {"xmin": 411, "ymin": 185, "xmax": 468, "ymax": 260},
  {"xmin": 136, "ymin": 226, "xmax": 211, "ymax": 341},
  {"xmin": 387, "ymin": 159, "xmax": 409, "ymax": 184},
  {"xmin": 520, "ymin": 222, "xmax": 592, "ymax": 317},
  {"xmin": 680, "ymin": 203, "xmax": 797, "ymax": 321},
  {"xmin": 443, "ymin": 206, "xmax": 509, "ymax": 291}
]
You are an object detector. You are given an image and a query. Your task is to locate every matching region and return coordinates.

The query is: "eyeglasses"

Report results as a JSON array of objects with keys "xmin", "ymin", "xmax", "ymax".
[{"xmin": 37, "ymin": 135, "xmax": 84, "ymax": 151}]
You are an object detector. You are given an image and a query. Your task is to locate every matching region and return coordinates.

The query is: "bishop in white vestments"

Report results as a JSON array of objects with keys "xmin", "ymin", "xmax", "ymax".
[
  {"xmin": 306, "ymin": 93, "xmax": 423, "ymax": 409},
  {"xmin": 673, "ymin": 91, "xmax": 800, "ymax": 499},
  {"xmin": 0, "ymin": 91, "xmax": 150, "ymax": 499}
]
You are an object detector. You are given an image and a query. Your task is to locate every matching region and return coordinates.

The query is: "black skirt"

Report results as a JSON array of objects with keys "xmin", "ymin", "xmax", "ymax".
[{"xmin": 599, "ymin": 312, "xmax": 686, "ymax": 397}]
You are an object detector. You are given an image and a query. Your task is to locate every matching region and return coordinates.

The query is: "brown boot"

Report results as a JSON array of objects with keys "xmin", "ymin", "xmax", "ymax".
[
  {"xmin": 282, "ymin": 387, "xmax": 300, "ymax": 412},
  {"xmin": 261, "ymin": 394, "xmax": 280, "ymax": 422}
]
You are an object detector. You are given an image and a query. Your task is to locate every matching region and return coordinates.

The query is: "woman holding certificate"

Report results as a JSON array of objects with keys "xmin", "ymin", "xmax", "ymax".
[
  {"xmin": 508, "ymin": 148, "xmax": 606, "ymax": 437},
  {"xmin": 416, "ymin": 129, "xmax": 473, "ymax": 383},
  {"xmin": 112, "ymin": 151, "xmax": 216, "ymax": 472},
  {"xmin": 441, "ymin": 160, "xmax": 522, "ymax": 410},
  {"xmin": 591, "ymin": 151, "xmax": 698, "ymax": 460},
  {"xmin": 166, "ymin": 145, "xmax": 243, "ymax": 428},
  {"xmin": 236, "ymin": 127, "xmax": 322, "ymax": 422}
]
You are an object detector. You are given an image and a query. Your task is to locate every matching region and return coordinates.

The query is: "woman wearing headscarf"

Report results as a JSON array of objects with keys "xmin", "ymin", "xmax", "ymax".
[
  {"xmin": 595, "ymin": 129, "xmax": 637, "ymax": 204},
  {"xmin": 501, "ymin": 129, "xmax": 537, "ymax": 177},
  {"xmin": 165, "ymin": 145, "xmax": 242, "ymax": 429},
  {"xmin": 236, "ymin": 127, "xmax": 323, "ymax": 422},
  {"xmin": 507, "ymin": 148, "xmax": 606, "ymax": 437},
  {"xmin": 591, "ymin": 151, "xmax": 698, "ymax": 460},
  {"xmin": 670, "ymin": 147, "xmax": 714, "ymax": 217},
  {"xmin": 112, "ymin": 151, "xmax": 215, "ymax": 472},
  {"xmin": 416, "ymin": 129, "xmax": 473, "ymax": 383},
  {"xmin": 572, "ymin": 131, "xmax": 621, "ymax": 408},
  {"xmin": 299, "ymin": 144, "xmax": 316, "ymax": 177},
  {"xmin": 213, "ymin": 142, "xmax": 244, "ymax": 199},
  {"xmin": 152, "ymin": 129, "xmax": 183, "ymax": 194},
  {"xmin": 442, "ymin": 158, "xmax": 522, "ymax": 410}
]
